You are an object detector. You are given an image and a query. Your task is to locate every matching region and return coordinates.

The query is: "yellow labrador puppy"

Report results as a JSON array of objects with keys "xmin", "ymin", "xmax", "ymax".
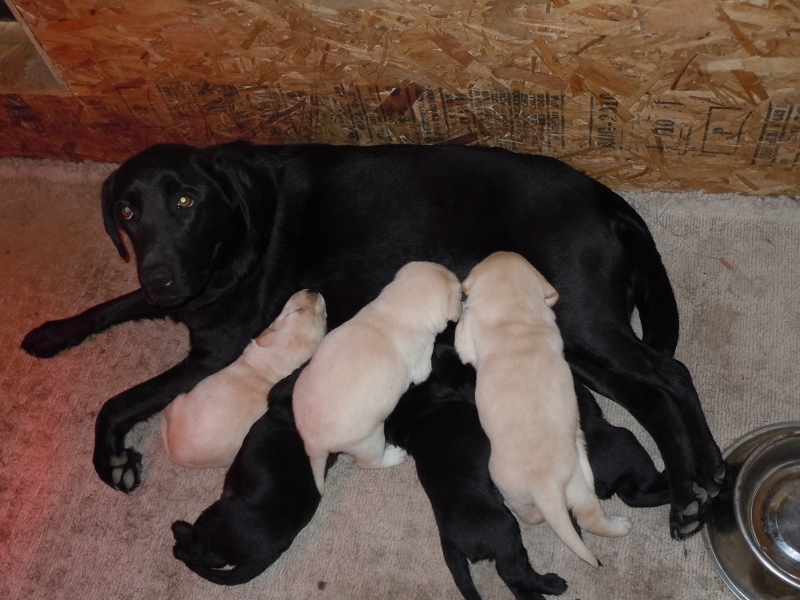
[
  {"xmin": 161, "ymin": 290, "xmax": 327, "ymax": 469},
  {"xmin": 454, "ymin": 252, "xmax": 631, "ymax": 567},
  {"xmin": 293, "ymin": 262, "xmax": 463, "ymax": 494}
]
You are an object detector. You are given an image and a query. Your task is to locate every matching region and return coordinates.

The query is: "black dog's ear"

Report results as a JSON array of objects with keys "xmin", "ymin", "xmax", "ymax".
[
  {"xmin": 205, "ymin": 143, "xmax": 264, "ymax": 236},
  {"xmin": 101, "ymin": 171, "xmax": 130, "ymax": 262}
]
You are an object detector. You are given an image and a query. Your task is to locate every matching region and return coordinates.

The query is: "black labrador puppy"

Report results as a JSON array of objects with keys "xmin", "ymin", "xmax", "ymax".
[
  {"xmin": 171, "ymin": 366, "xmax": 331, "ymax": 585},
  {"xmin": 21, "ymin": 142, "xmax": 722, "ymax": 538},
  {"xmin": 385, "ymin": 344, "xmax": 568, "ymax": 600}
]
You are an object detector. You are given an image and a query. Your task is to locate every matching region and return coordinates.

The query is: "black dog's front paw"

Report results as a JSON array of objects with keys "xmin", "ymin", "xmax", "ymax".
[
  {"xmin": 94, "ymin": 448, "xmax": 143, "ymax": 493},
  {"xmin": 22, "ymin": 320, "xmax": 82, "ymax": 358}
]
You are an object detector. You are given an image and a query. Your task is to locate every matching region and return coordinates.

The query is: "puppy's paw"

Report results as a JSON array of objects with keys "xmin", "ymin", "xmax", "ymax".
[
  {"xmin": 513, "ymin": 571, "xmax": 567, "ymax": 599},
  {"xmin": 381, "ymin": 444, "xmax": 408, "ymax": 468},
  {"xmin": 607, "ymin": 515, "xmax": 633, "ymax": 537},
  {"xmin": 540, "ymin": 572, "xmax": 568, "ymax": 596},
  {"xmin": 94, "ymin": 448, "xmax": 143, "ymax": 493}
]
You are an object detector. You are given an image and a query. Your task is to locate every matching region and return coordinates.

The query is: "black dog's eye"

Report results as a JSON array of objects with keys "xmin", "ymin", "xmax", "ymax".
[
  {"xmin": 120, "ymin": 205, "xmax": 133, "ymax": 220},
  {"xmin": 177, "ymin": 196, "xmax": 195, "ymax": 209}
]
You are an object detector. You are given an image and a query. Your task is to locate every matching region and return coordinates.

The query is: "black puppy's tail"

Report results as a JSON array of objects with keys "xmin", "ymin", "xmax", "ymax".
[
  {"xmin": 602, "ymin": 186, "xmax": 680, "ymax": 357},
  {"xmin": 182, "ymin": 560, "xmax": 269, "ymax": 586}
]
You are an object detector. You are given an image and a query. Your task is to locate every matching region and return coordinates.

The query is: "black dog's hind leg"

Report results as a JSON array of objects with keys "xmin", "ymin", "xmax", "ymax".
[
  {"xmin": 494, "ymin": 532, "xmax": 568, "ymax": 600},
  {"xmin": 441, "ymin": 542, "xmax": 483, "ymax": 600},
  {"xmin": 21, "ymin": 290, "xmax": 164, "ymax": 358},
  {"xmin": 569, "ymin": 350, "xmax": 721, "ymax": 539}
]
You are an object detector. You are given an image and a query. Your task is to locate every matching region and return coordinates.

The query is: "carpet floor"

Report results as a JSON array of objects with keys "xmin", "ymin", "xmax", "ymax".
[{"xmin": 1, "ymin": 157, "xmax": 798, "ymax": 600}]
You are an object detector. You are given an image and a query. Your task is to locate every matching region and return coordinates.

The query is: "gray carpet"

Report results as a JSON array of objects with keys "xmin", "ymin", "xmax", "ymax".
[{"xmin": 1, "ymin": 157, "xmax": 798, "ymax": 600}]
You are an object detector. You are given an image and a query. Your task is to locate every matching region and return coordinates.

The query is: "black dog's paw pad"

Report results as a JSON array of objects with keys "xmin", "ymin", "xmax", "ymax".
[
  {"xmin": 110, "ymin": 451, "xmax": 128, "ymax": 467},
  {"xmin": 111, "ymin": 466, "xmax": 136, "ymax": 491},
  {"xmin": 707, "ymin": 483, "xmax": 721, "ymax": 498},
  {"xmin": 682, "ymin": 501, "xmax": 699, "ymax": 517},
  {"xmin": 107, "ymin": 450, "xmax": 142, "ymax": 493},
  {"xmin": 678, "ymin": 521, "xmax": 700, "ymax": 536},
  {"xmin": 714, "ymin": 466, "xmax": 727, "ymax": 483},
  {"xmin": 692, "ymin": 483, "xmax": 708, "ymax": 503},
  {"xmin": 669, "ymin": 495, "xmax": 709, "ymax": 540}
]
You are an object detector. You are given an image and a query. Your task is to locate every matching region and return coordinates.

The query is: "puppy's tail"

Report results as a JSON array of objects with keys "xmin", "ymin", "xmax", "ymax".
[
  {"xmin": 514, "ymin": 487, "xmax": 598, "ymax": 568},
  {"xmin": 542, "ymin": 502, "xmax": 599, "ymax": 568},
  {"xmin": 309, "ymin": 452, "xmax": 328, "ymax": 495},
  {"xmin": 600, "ymin": 185, "xmax": 680, "ymax": 357}
]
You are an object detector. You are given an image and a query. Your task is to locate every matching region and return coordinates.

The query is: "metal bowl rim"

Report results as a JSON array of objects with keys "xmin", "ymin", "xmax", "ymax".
[
  {"xmin": 702, "ymin": 422, "xmax": 800, "ymax": 600},
  {"xmin": 733, "ymin": 428, "xmax": 800, "ymax": 590}
]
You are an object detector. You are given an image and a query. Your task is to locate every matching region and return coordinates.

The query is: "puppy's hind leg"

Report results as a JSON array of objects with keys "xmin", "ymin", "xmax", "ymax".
[
  {"xmin": 308, "ymin": 451, "xmax": 329, "ymax": 495},
  {"xmin": 502, "ymin": 481, "xmax": 598, "ymax": 567},
  {"xmin": 569, "ymin": 456, "xmax": 632, "ymax": 538},
  {"xmin": 351, "ymin": 427, "xmax": 407, "ymax": 470},
  {"xmin": 494, "ymin": 519, "xmax": 568, "ymax": 600},
  {"xmin": 440, "ymin": 541, "xmax": 483, "ymax": 600}
]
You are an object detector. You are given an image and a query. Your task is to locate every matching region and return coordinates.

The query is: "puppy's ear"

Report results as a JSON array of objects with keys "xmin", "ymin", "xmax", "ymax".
[
  {"xmin": 254, "ymin": 327, "xmax": 275, "ymax": 347},
  {"xmin": 460, "ymin": 273, "xmax": 474, "ymax": 295},
  {"xmin": 101, "ymin": 172, "xmax": 130, "ymax": 262},
  {"xmin": 541, "ymin": 278, "xmax": 559, "ymax": 308}
]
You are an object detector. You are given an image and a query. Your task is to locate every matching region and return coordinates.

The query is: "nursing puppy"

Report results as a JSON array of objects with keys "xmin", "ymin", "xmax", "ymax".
[
  {"xmin": 385, "ymin": 344, "xmax": 568, "ymax": 600},
  {"xmin": 171, "ymin": 367, "xmax": 331, "ymax": 585},
  {"xmin": 454, "ymin": 252, "xmax": 631, "ymax": 567},
  {"xmin": 162, "ymin": 290, "xmax": 326, "ymax": 469},
  {"xmin": 293, "ymin": 261, "xmax": 462, "ymax": 494}
]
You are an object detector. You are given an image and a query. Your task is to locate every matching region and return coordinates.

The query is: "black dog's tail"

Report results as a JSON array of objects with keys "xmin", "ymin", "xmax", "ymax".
[
  {"xmin": 182, "ymin": 560, "xmax": 269, "ymax": 586},
  {"xmin": 602, "ymin": 185, "xmax": 680, "ymax": 357}
]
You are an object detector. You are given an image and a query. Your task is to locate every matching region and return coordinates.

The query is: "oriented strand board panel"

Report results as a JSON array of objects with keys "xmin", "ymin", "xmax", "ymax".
[{"xmin": 1, "ymin": 0, "xmax": 798, "ymax": 195}]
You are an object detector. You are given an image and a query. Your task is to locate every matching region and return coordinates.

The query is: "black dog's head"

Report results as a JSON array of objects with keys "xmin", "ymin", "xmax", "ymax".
[
  {"xmin": 102, "ymin": 141, "xmax": 270, "ymax": 307},
  {"xmin": 172, "ymin": 498, "xmax": 277, "ymax": 586}
]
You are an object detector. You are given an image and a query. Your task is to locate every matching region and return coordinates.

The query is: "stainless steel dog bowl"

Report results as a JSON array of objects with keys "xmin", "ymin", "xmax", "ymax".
[
  {"xmin": 735, "ymin": 428, "xmax": 800, "ymax": 590},
  {"xmin": 703, "ymin": 422, "xmax": 800, "ymax": 600}
]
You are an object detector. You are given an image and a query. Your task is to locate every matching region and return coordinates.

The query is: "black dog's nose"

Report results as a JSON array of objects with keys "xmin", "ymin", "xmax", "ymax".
[{"xmin": 140, "ymin": 265, "xmax": 174, "ymax": 293}]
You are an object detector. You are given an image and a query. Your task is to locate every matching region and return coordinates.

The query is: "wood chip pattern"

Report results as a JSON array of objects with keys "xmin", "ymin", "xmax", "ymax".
[{"xmin": 0, "ymin": 0, "xmax": 798, "ymax": 195}]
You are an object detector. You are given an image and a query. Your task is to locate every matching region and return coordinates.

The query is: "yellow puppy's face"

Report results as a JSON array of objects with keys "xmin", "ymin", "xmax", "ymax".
[
  {"xmin": 256, "ymin": 290, "xmax": 327, "ymax": 352},
  {"xmin": 462, "ymin": 252, "xmax": 558, "ymax": 314},
  {"xmin": 393, "ymin": 261, "xmax": 463, "ymax": 326}
]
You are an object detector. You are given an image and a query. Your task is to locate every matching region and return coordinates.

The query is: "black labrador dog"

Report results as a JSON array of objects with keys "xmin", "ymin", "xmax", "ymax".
[
  {"xmin": 171, "ymin": 366, "xmax": 331, "ymax": 585},
  {"xmin": 384, "ymin": 339, "xmax": 668, "ymax": 600},
  {"xmin": 21, "ymin": 142, "xmax": 722, "ymax": 538}
]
